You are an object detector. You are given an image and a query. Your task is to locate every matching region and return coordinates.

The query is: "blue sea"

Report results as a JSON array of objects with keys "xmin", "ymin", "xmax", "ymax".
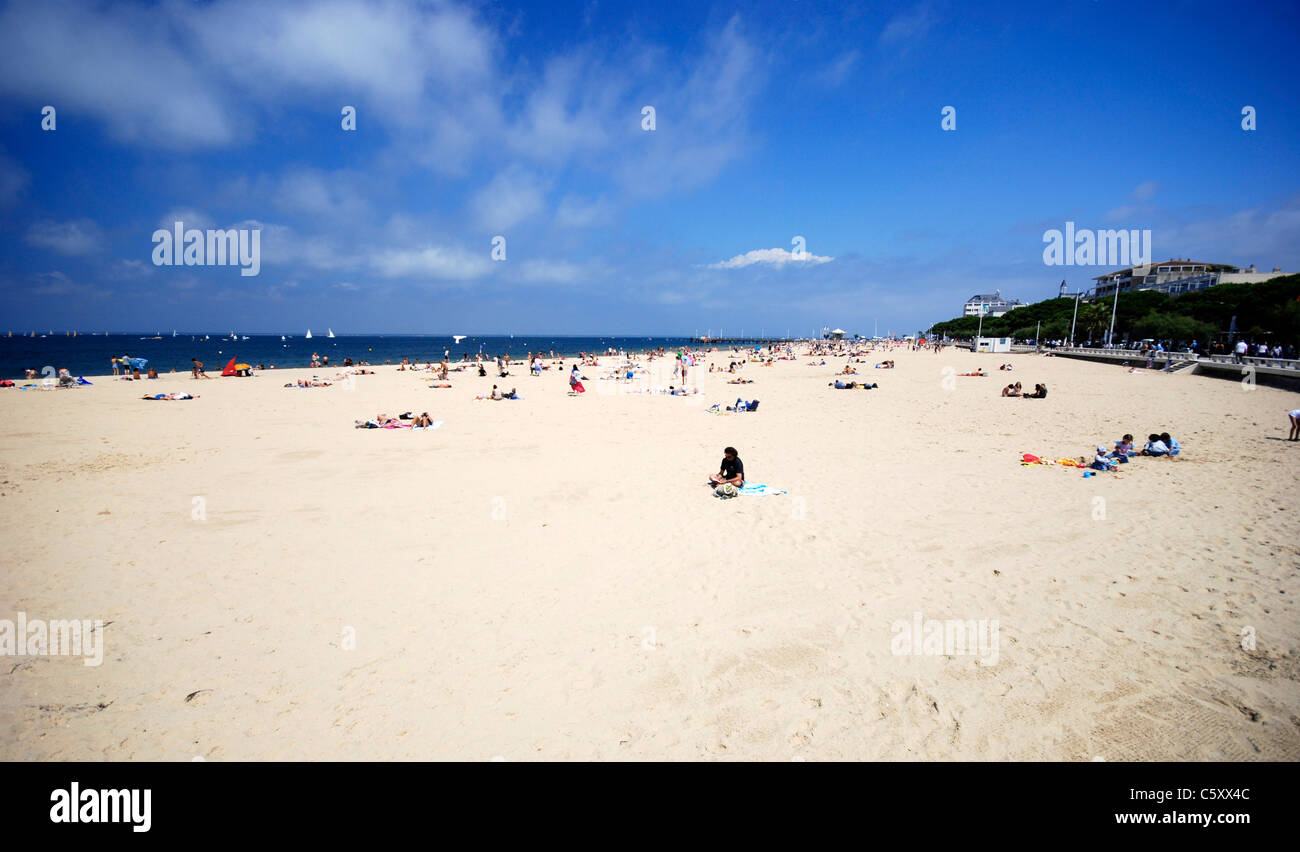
[{"xmin": 0, "ymin": 333, "xmax": 708, "ymax": 378}]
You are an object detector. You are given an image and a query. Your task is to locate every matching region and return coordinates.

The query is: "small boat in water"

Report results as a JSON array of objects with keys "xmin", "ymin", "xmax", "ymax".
[
  {"xmin": 305, "ymin": 329, "xmax": 313, "ymax": 339},
  {"xmin": 327, "ymin": 328, "xmax": 335, "ymax": 338}
]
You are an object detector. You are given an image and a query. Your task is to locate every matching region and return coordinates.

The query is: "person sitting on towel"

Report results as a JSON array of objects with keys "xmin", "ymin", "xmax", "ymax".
[{"xmin": 708, "ymin": 447, "xmax": 744, "ymax": 488}]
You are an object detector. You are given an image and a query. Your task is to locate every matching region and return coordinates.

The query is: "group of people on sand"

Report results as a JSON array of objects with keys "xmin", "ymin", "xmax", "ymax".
[
  {"xmin": 1086, "ymin": 432, "xmax": 1181, "ymax": 471},
  {"xmin": 355, "ymin": 412, "xmax": 437, "ymax": 428},
  {"xmin": 475, "ymin": 385, "xmax": 520, "ymax": 400},
  {"xmin": 1002, "ymin": 382, "xmax": 1046, "ymax": 398}
]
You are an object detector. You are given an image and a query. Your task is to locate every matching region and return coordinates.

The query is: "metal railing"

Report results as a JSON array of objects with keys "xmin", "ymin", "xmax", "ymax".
[{"xmin": 1014, "ymin": 345, "xmax": 1300, "ymax": 372}]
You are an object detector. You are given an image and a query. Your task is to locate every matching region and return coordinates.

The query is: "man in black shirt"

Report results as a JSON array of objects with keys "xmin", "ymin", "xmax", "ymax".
[{"xmin": 709, "ymin": 446, "xmax": 745, "ymax": 487}]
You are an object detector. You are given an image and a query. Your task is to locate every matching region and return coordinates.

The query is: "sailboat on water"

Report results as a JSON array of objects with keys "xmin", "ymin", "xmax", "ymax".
[
  {"xmin": 327, "ymin": 328, "xmax": 335, "ymax": 338},
  {"xmin": 305, "ymin": 329, "xmax": 313, "ymax": 339}
]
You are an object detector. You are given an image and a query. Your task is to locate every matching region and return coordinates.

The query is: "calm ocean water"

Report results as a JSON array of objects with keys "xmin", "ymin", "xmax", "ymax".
[{"xmin": 0, "ymin": 334, "xmax": 707, "ymax": 378}]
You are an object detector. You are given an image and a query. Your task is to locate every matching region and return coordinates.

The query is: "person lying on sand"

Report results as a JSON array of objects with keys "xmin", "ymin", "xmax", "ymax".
[
  {"xmin": 829, "ymin": 380, "xmax": 876, "ymax": 389},
  {"xmin": 875, "ymin": 360, "xmax": 895, "ymax": 369},
  {"xmin": 958, "ymin": 368, "xmax": 985, "ymax": 377},
  {"xmin": 840, "ymin": 365, "xmax": 858, "ymax": 375},
  {"xmin": 728, "ymin": 378, "xmax": 754, "ymax": 384},
  {"xmin": 413, "ymin": 412, "xmax": 434, "ymax": 427},
  {"xmin": 708, "ymin": 446, "xmax": 744, "ymax": 488},
  {"xmin": 142, "ymin": 392, "xmax": 197, "ymax": 400}
]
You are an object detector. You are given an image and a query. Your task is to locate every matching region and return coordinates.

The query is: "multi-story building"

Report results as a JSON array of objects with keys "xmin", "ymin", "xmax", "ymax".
[
  {"xmin": 1091, "ymin": 260, "xmax": 1285, "ymax": 298},
  {"xmin": 963, "ymin": 291, "xmax": 1023, "ymax": 317}
]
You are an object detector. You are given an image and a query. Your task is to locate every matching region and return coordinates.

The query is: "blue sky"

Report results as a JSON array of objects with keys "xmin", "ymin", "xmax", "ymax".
[{"xmin": 1, "ymin": 0, "xmax": 1297, "ymax": 335}]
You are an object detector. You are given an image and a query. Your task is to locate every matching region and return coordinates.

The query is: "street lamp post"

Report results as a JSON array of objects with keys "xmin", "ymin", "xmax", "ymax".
[
  {"xmin": 1070, "ymin": 292, "xmax": 1081, "ymax": 346},
  {"xmin": 1106, "ymin": 282, "xmax": 1121, "ymax": 346}
]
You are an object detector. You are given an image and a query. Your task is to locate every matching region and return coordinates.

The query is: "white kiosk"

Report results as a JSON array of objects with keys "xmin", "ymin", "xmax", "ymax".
[{"xmin": 975, "ymin": 337, "xmax": 1012, "ymax": 353}]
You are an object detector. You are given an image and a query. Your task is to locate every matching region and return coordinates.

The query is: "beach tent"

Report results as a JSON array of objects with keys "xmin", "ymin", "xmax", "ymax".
[{"xmin": 220, "ymin": 357, "xmax": 237, "ymax": 376}]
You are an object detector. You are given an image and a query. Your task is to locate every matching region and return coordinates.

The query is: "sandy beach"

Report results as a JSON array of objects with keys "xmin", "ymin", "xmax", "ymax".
[{"xmin": 1, "ymin": 347, "xmax": 1297, "ymax": 761}]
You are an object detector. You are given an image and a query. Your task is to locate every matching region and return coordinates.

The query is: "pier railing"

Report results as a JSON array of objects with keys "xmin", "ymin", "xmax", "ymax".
[{"xmin": 1002, "ymin": 344, "xmax": 1300, "ymax": 376}]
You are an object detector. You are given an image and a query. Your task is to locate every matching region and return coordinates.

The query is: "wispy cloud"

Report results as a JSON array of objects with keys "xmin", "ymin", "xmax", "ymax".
[
  {"xmin": 1131, "ymin": 180, "xmax": 1161, "ymax": 201},
  {"xmin": 369, "ymin": 245, "xmax": 493, "ymax": 280},
  {"xmin": 879, "ymin": 4, "xmax": 937, "ymax": 47},
  {"xmin": 707, "ymin": 247, "xmax": 834, "ymax": 269},
  {"xmin": 24, "ymin": 219, "xmax": 104, "ymax": 255}
]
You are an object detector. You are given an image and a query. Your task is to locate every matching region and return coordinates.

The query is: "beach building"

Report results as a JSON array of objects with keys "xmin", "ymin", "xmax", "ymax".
[
  {"xmin": 1091, "ymin": 260, "xmax": 1287, "ymax": 299},
  {"xmin": 964, "ymin": 291, "xmax": 1023, "ymax": 317},
  {"xmin": 975, "ymin": 336, "xmax": 1012, "ymax": 353}
]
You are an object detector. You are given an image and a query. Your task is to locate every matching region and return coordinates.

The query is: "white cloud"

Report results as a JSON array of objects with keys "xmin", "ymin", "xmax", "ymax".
[
  {"xmin": 31, "ymin": 270, "xmax": 99, "ymax": 296},
  {"xmin": 24, "ymin": 219, "xmax": 104, "ymax": 255},
  {"xmin": 1131, "ymin": 180, "xmax": 1161, "ymax": 201},
  {"xmin": 516, "ymin": 259, "xmax": 583, "ymax": 284},
  {"xmin": 0, "ymin": 0, "xmax": 236, "ymax": 147},
  {"xmin": 816, "ymin": 50, "xmax": 860, "ymax": 87},
  {"xmin": 707, "ymin": 247, "xmax": 834, "ymax": 269},
  {"xmin": 470, "ymin": 167, "xmax": 548, "ymax": 230},
  {"xmin": 107, "ymin": 259, "xmax": 153, "ymax": 279},
  {"xmin": 555, "ymin": 195, "xmax": 612, "ymax": 229},
  {"xmin": 370, "ymin": 245, "xmax": 492, "ymax": 280},
  {"xmin": 157, "ymin": 209, "xmax": 214, "ymax": 231},
  {"xmin": 0, "ymin": 148, "xmax": 29, "ymax": 207},
  {"xmin": 879, "ymin": 5, "xmax": 937, "ymax": 46}
]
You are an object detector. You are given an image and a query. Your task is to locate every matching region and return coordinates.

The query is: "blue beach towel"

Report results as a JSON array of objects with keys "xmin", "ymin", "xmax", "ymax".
[{"xmin": 738, "ymin": 483, "xmax": 787, "ymax": 496}]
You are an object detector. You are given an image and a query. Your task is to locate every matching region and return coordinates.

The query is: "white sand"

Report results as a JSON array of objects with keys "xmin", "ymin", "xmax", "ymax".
[{"xmin": 1, "ymin": 347, "xmax": 1297, "ymax": 760}]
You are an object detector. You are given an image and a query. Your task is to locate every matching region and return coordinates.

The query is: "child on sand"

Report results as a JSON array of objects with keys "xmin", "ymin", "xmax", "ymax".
[
  {"xmin": 1089, "ymin": 446, "xmax": 1116, "ymax": 471},
  {"xmin": 1290, "ymin": 409, "xmax": 1300, "ymax": 441},
  {"xmin": 1141, "ymin": 434, "xmax": 1169, "ymax": 456},
  {"xmin": 1159, "ymin": 432, "xmax": 1181, "ymax": 456}
]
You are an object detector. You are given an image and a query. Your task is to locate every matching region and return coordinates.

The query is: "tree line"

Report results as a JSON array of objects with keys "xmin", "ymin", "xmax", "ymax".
[{"xmin": 929, "ymin": 275, "xmax": 1300, "ymax": 346}]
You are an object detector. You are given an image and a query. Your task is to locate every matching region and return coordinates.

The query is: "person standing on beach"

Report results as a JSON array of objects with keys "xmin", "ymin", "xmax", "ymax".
[{"xmin": 569, "ymin": 364, "xmax": 585, "ymax": 394}]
